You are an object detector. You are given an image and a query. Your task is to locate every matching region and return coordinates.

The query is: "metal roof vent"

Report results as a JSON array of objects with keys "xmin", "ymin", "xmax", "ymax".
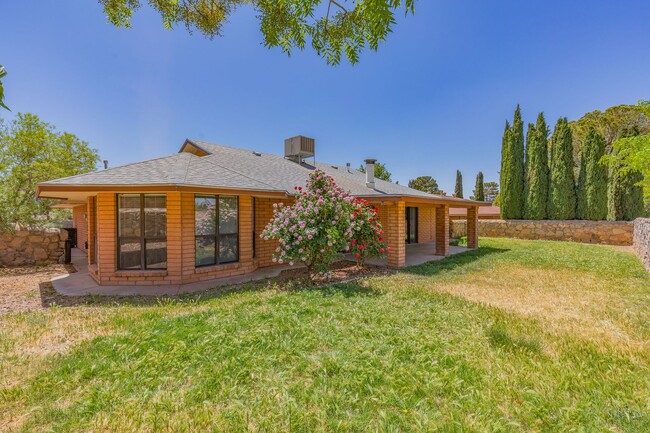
[{"xmin": 284, "ymin": 136, "xmax": 315, "ymax": 163}]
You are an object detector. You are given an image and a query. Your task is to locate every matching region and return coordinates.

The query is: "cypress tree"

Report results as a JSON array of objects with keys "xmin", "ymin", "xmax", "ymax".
[
  {"xmin": 548, "ymin": 117, "xmax": 577, "ymax": 219},
  {"xmin": 608, "ymin": 160, "xmax": 645, "ymax": 221},
  {"xmin": 577, "ymin": 129, "xmax": 608, "ymax": 220},
  {"xmin": 454, "ymin": 170, "xmax": 463, "ymax": 198},
  {"xmin": 474, "ymin": 171, "xmax": 485, "ymax": 201},
  {"xmin": 524, "ymin": 113, "xmax": 550, "ymax": 219},
  {"xmin": 500, "ymin": 105, "xmax": 525, "ymax": 219}
]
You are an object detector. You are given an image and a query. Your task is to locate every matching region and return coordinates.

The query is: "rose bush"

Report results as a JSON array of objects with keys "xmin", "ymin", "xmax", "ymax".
[{"xmin": 260, "ymin": 169, "xmax": 388, "ymax": 280}]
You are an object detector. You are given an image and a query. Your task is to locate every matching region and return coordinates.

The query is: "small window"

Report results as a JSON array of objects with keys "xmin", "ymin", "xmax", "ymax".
[
  {"xmin": 195, "ymin": 195, "xmax": 239, "ymax": 266},
  {"xmin": 117, "ymin": 194, "xmax": 167, "ymax": 270}
]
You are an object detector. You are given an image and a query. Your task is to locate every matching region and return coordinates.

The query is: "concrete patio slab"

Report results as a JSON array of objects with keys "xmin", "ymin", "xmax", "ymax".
[
  {"xmin": 52, "ymin": 249, "xmax": 298, "ymax": 297},
  {"xmin": 52, "ymin": 243, "xmax": 471, "ymax": 297}
]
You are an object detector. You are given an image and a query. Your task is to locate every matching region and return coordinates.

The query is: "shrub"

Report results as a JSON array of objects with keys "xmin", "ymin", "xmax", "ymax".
[{"xmin": 261, "ymin": 170, "xmax": 387, "ymax": 280}]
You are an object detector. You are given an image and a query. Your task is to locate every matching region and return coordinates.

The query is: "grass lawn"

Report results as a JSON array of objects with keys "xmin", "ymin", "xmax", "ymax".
[{"xmin": 1, "ymin": 238, "xmax": 649, "ymax": 432}]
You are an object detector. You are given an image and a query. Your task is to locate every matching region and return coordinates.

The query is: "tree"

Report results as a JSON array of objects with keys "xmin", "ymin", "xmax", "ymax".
[
  {"xmin": 0, "ymin": 113, "xmax": 99, "ymax": 230},
  {"xmin": 500, "ymin": 105, "xmax": 525, "ymax": 219},
  {"xmin": 570, "ymin": 102, "xmax": 650, "ymax": 159},
  {"xmin": 100, "ymin": 0, "xmax": 416, "ymax": 65},
  {"xmin": 548, "ymin": 117, "xmax": 577, "ymax": 219},
  {"xmin": 472, "ymin": 172, "xmax": 485, "ymax": 201},
  {"xmin": 0, "ymin": 65, "xmax": 8, "ymax": 111},
  {"xmin": 576, "ymin": 129, "xmax": 607, "ymax": 220},
  {"xmin": 604, "ymin": 118, "xmax": 648, "ymax": 220},
  {"xmin": 524, "ymin": 113, "xmax": 550, "ymax": 219},
  {"xmin": 454, "ymin": 170, "xmax": 463, "ymax": 198},
  {"xmin": 408, "ymin": 176, "xmax": 442, "ymax": 195},
  {"xmin": 260, "ymin": 169, "xmax": 387, "ymax": 280},
  {"xmin": 483, "ymin": 181, "xmax": 499, "ymax": 203},
  {"xmin": 359, "ymin": 162, "xmax": 392, "ymax": 182}
]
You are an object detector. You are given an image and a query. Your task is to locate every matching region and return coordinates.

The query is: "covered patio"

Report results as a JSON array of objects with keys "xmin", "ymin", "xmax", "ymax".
[{"xmin": 358, "ymin": 242, "xmax": 471, "ymax": 267}]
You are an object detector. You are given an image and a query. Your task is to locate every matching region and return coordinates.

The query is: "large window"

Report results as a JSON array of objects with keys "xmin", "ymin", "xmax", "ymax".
[
  {"xmin": 195, "ymin": 195, "xmax": 238, "ymax": 266},
  {"xmin": 117, "ymin": 194, "xmax": 167, "ymax": 270}
]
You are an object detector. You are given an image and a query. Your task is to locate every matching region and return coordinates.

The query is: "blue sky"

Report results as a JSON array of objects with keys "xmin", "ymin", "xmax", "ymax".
[{"xmin": 1, "ymin": 1, "xmax": 648, "ymax": 193}]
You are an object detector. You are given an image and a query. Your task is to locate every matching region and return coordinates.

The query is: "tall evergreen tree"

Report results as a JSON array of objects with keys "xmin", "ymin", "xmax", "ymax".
[
  {"xmin": 607, "ymin": 125, "xmax": 646, "ymax": 220},
  {"xmin": 454, "ymin": 170, "xmax": 463, "ymax": 198},
  {"xmin": 473, "ymin": 172, "xmax": 485, "ymax": 201},
  {"xmin": 500, "ymin": 105, "xmax": 525, "ymax": 219},
  {"xmin": 577, "ymin": 129, "xmax": 608, "ymax": 220},
  {"xmin": 548, "ymin": 117, "xmax": 577, "ymax": 219},
  {"xmin": 524, "ymin": 113, "xmax": 550, "ymax": 219}
]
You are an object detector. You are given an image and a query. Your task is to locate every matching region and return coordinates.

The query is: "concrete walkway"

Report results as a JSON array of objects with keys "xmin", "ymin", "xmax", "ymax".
[
  {"xmin": 359, "ymin": 242, "xmax": 470, "ymax": 267},
  {"xmin": 52, "ymin": 249, "xmax": 297, "ymax": 297},
  {"xmin": 52, "ymin": 243, "xmax": 470, "ymax": 297}
]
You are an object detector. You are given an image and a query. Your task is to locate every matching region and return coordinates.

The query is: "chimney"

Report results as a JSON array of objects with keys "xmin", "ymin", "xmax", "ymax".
[
  {"xmin": 103, "ymin": 160, "xmax": 109, "ymax": 169},
  {"xmin": 364, "ymin": 158, "xmax": 377, "ymax": 188}
]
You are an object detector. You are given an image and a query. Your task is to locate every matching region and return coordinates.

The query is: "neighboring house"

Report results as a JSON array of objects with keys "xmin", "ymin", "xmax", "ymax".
[
  {"xmin": 37, "ymin": 137, "xmax": 486, "ymax": 287},
  {"xmin": 449, "ymin": 205, "xmax": 501, "ymax": 220}
]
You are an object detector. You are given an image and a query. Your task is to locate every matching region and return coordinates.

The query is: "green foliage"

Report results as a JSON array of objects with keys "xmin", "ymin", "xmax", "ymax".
[
  {"xmin": 0, "ymin": 65, "xmax": 8, "ymax": 111},
  {"xmin": 608, "ymin": 163, "xmax": 644, "ymax": 220},
  {"xmin": 500, "ymin": 106, "xmax": 525, "ymax": 219},
  {"xmin": 548, "ymin": 117, "xmax": 576, "ymax": 219},
  {"xmin": 454, "ymin": 170, "xmax": 463, "ymax": 198},
  {"xmin": 472, "ymin": 172, "xmax": 485, "ymax": 201},
  {"xmin": 483, "ymin": 181, "xmax": 499, "ymax": 203},
  {"xmin": 358, "ymin": 161, "xmax": 392, "ymax": 182},
  {"xmin": 570, "ymin": 101, "xmax": 650, "ymax": 158},
  {"xmin": 0, "ymin": 113, "xmax": 99, "ymax": 230},
  {"xmin": 99, "ymin": 0, "xmax": 416, "ymax": 65},
  {"xmin": 524, "ymin": 113, "xmax": 550, "ymax": 219},
  {"xmin": 407, "ymin": 175, "xmax": 442, "ymax": 195},
  {"xmin": 576, "ymin": 129, "xmax": 607, "ymax": 220}
]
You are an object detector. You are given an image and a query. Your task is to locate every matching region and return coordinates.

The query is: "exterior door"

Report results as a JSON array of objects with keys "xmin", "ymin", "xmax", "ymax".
[{"xmin": 406, "ymin": 207, "xmax": 418, "ymax": 244}]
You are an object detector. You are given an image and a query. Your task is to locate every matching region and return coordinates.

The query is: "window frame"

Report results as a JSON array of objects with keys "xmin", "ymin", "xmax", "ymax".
[
  {"xmin": 194, "ymin": 194, "xmax": 239, "ymax": 267},
  {"xmin": 116, "ymin": 193, "xmax": 167, "ymax": 270}
]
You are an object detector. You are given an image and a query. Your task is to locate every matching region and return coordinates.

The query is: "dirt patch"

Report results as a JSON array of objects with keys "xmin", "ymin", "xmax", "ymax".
[{"xmin": 0, "ymin": 264, "xmax": 75, "ymax": 316}]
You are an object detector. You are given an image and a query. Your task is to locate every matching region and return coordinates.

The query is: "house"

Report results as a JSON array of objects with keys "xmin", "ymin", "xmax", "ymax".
[
  {"xmin": 37, "ymin": 137, "xmax": 487, "ymax": 287},
  {"xmin": 449, "ymin": 205, "xmax": 501, "ymax": 220}
]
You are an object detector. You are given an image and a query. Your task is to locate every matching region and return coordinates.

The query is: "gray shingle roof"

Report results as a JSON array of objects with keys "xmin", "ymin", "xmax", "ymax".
[{"xmin": 40, "ymin": 138, "xmax": 482, "ymax": 205}]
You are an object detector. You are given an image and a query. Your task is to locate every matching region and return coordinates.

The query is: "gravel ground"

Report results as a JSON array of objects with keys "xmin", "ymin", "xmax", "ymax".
[{"xmin": 0, "ymin": 263, "xmax": 74, "ymax": 316}]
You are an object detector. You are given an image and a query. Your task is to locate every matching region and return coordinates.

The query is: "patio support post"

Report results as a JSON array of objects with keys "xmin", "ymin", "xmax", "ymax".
[
  {"xmin": 435, "ymin": 205, "xmax": 449, "ymax": 256},
  {"xmin": 467, "ymin": 205, "xmax": 479, "ymax": 249},
  {"xmin": 386, "ymin": 201, "xmax": 406, "ymax": 268}
]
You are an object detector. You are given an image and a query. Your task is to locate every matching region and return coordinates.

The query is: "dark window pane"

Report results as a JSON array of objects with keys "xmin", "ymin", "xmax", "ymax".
[
  {"xmin": 219, "ymin": 234, "xmax": 238, "ymax": 263},
  {"xmin": 118, "ymin": 194, "xmax": 140, "ymax": 237},
  {"xmin": 119, "ymin": 239, "xmax": 141, "ymax": 270},
  {"xmin": 144, "ymin": 195, "xmax": 167, "ymax": 237},
  {"xmin": 195, "ymin": 196, "xmax": 216, "ymax": 235},
  {"xmin": 196, "ymin": 237, "xmax": 216, "ymax": 266},
  {"xmin": 146, "ymin": 240, "xmax": 167, "ymax": 269},
  {"xmin": 219, "ymin": 196, "xmax": 238, "ymax": 234}
]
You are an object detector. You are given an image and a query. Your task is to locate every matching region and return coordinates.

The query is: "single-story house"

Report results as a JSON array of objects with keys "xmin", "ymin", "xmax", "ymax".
[
  {"xmin": 449, "ymin": 205, "xmax": 501, "ymax": 220},
  {"xmin": 38, "ymin": 137, "xmax": 487, "ymax": 287}
]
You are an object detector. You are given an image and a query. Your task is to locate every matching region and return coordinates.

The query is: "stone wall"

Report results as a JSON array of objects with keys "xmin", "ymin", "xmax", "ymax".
[
  {"xmin": 0, "ymin": 228, "xmax": 68, "ymax": 266},
  {"xmin": 633, "ymin": 218, "xmax": 650, "ymax": 272},
  {"xmin": 450, "ymin": 219, "xmax": 633, "ymax": 246}
]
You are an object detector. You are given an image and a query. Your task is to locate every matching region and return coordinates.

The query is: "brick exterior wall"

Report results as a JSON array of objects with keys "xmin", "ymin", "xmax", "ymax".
[
  {"xmin": 466, "ymin": 206, "xmax": 478, "ymax": 249},
  {"xmin": 417, "ymin": 206, "xmax": 436, "ymax": 243},
  {"xmin": 89, "ymin": 191, "xmax": 281, "ymax": 286},
  {"xmin": 435, "ymin": 205, "xmax": 450, "ymax": 256},
  {"xmin": 384, "ymin": 201, "xmax": 406, "ymax": 268},
  {"xmin": 72, "ymin": 205, "xmax": 88, "ymax": 252}
]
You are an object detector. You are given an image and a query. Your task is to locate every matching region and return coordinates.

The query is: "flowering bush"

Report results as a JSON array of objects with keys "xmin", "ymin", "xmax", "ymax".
[{"xmin": 260, "ymin": 169, "xmax": 388, "ymax": 279}]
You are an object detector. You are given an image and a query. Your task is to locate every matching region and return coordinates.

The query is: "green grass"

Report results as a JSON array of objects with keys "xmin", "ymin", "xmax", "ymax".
[{"xmin": 1, "ymin": 238, "xmax": 649, "ymax": 432}]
